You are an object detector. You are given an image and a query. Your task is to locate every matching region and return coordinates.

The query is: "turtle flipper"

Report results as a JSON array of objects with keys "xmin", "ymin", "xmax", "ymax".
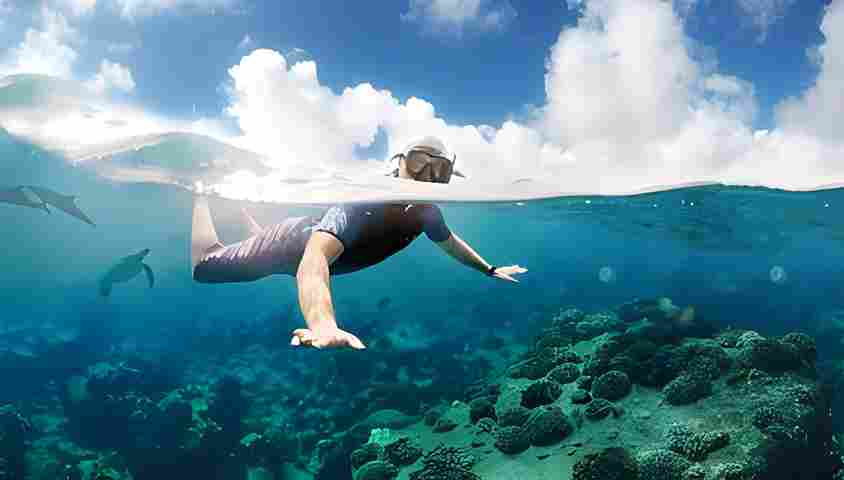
[{"xmin": 143, "ymin": 264, "xmax": 155, "ymax": 288}]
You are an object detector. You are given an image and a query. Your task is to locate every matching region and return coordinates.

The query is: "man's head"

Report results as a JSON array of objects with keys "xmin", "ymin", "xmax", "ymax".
[{"xmin": 389, "ymin": 136, "xmax": 465, "ymax": 184}]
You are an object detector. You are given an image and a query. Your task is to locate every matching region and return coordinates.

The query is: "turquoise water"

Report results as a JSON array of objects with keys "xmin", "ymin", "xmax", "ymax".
[{"xmin": 2, "ymin": 130, "xmax": 844, "ymax": 478}]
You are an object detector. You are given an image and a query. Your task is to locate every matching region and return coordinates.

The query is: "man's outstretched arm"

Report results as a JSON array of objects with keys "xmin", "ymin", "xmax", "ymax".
[
  {"xmin": 291, "ymin": 231, "xmax": 365, "ymax": 349},
  {"xmin": 434, "ymin": 232, "xmax": 527, "ymax": 282}
]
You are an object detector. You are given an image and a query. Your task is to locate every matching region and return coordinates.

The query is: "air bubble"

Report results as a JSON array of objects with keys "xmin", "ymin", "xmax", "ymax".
[
  {"xmin": 769, "ymin": 265, "xmax": 787, "ymax": 285},
  {"xmin": 599, "ymin": 266, "xmax": 616, "ymax": 284}
]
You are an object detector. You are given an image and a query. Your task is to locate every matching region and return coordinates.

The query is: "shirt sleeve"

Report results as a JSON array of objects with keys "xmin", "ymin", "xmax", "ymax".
[
  {"xmin": 314, "ymin": 205, "xmax": 363, "ymax": 250},
  {"xmin": 422, "ymin": 205, "xmax": 451, "ymax": 242}
]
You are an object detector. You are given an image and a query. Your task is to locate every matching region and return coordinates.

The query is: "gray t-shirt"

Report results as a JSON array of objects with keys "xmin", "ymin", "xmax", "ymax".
[{"xmin": 315, "ymin": 203, "xmax": 451, "ymax": 275}]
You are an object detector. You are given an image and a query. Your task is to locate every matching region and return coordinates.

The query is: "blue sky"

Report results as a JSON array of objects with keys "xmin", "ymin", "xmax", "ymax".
[
  {"xmin": 0, "ymin": 0, "xmax": 843, "ymax": 195},
  {"xmin": 0, "ymin": 0, "xmax": 831, "ymax": 127}
]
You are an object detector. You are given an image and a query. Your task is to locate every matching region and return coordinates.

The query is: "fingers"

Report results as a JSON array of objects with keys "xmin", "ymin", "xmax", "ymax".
[
  {"xmin": 290, "ymin": 328, "xmax": 314, "ymax": 347},
  {"xmin": 290, "ymin": 328, "xmax": 366, "ymax": 350},
  {"xmin": 501, "ymin": 265, "xmax": 528, "ymax": 274},
  {"xmin": 346, "ymin": 333, "xmax": 366, "ymax": 350},
  {"xmin": 494, "ymin": 272, "xmax": 518, "ymax": 283}
]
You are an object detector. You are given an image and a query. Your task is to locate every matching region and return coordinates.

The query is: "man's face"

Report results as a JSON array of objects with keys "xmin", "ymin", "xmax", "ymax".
[
  {"xmin": 398, "ymin": 158, "xmax": 434, "ymax": 182},
  {"xmin": 398, "ymin": 148, "xmax": 453, "ymax": 184}
]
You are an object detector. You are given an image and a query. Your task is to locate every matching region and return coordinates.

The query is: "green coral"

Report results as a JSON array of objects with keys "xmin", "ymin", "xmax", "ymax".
[
  {"xmin": 355, "ymin": 460, "xmax": 398, "ymax": 480},
  {"xmin": 351, "ymin": 443, "xmax": 384, "ymax": 470},
  {"xmin": 636, "ymin": 449, "xmax": 692, "ymax": 480},
  {"xmin": 584, "ymin": 398, "xmax": 615, "ymax": 420},
  {"xmin": 522, "ymin": 405, "xmax": 572, "ymax": 446},
  {"xmin": 710, "ymin": 463, "xmax": 747, "ymax": 480},
  {"xmin": 384, "ymin": 437, "xmax": 422, "ymax": 466},
  {"xmin": 666, "ymin": 423, "xmax": 730, "ymax": 461},
  {"xmin": 572, "ymin": 447, "xmax": 638, "ymax": 480},
  {"xmin": 520, "ymin": 380, "xmax": 562, "ymax": 409},
  {"xmin": 468, "ymin": 397, "xmax": 496, "ymax": 424},
  {"xmin": 662, "ymin": 374, "xmax": 711, "ymax": 406},
  {"xmin": 493, "ymin": 426, "xmax": 530, "ymax": 454},
  {"xmin": 591, "ymin": 370, "xmax": 632, "ymax": 401},
  {"xmin": 496, "ymin": 406, "xmax": 530, "ymax": 427},
  {"xmin": 547, "ymin": 363, "xmax": 581, "ymax": 384},
  {"xmin": 408, "ymin": 445, "xmax": 478, "ymax": 480}
]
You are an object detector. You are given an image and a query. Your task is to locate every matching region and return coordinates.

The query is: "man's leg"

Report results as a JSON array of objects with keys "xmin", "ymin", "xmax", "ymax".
[
  {"xmin": 191, "ymin": 195, "xmax": 224, "ymax": 271},
  {"xmin": 192, "ymin": 199, "xmax": 313, "ymax": 283}
]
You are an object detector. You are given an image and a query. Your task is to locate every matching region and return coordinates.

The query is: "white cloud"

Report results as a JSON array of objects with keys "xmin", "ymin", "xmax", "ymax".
[
  {"xmin": 85, "ymin": 59, "xmax": 136, "ymax": 94},
  {"xmin": 775, "ymin": 0, "xmax": 844, "ymax": 142},
  {"xmin": 150, "ymin": 0, "xmax": 844, "ymax": 197},
  {"xmin": 0, "ymin": 74, "xmax": 228, "ymax": 157},
  {"xmin": 217, "ymin": 48, "xmax": 571, "ymax": 187},
  {"xmin": 716, "ymin": 0, "xmax": 844, "ymax": 189},
  {"xmin": 736, "ymin": 0, "xmax": 796, "ymax": 43},
  {"xmin": 401, "ymin": 0, "xmax": 517, "ymax": 37},
  {"xmin": 55, "ymin": 0, "xmax": 98, "ymax": 16},
  {"xmin": 0, "ymin": 6, "xmax": 79, "ymax": 78},
  {"xmin": 223, "ymin": 49, "xmax": 397, "ymax": 172},
  {"xmin": 535, "ymin": 0, "xmax": 761, "ymax": 190},
  {"xmin": 111, "ymin": 0, "xmax": 239, "ymax": 19},
  {"xmin": 4, "ymin": 0, "xmax": 844, "ymax": 201}
]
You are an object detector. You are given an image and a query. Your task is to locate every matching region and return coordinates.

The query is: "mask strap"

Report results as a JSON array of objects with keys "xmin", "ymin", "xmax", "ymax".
[{"xmin": 389, "ymin": 153, "xmax": 404, "ymax": 177}]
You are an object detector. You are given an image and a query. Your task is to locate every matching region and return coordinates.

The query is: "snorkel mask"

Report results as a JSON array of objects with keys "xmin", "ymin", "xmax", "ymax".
[{"xmin": 387, "ymin": 136, "xmax": 466, "ymax": 184}]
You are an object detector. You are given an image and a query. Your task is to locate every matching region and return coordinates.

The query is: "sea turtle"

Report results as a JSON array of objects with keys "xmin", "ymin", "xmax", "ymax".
[{"xmin": 99, "ymin": 248, "xmax": 155, "ymax": 297}]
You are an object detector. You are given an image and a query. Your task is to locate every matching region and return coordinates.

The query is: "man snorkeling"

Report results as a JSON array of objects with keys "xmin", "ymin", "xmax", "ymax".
[{"xmin": 190, "ymin": 136, "xmax": 527, "ymax": 350}]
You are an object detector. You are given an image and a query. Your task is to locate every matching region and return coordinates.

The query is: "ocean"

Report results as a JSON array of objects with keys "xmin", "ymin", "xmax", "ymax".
[{"xmin": 1, "ymin": 128, "xmax": 843, "ymax": 479}]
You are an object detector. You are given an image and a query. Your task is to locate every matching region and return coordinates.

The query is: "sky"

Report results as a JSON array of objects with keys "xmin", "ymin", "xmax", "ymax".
[{"xmin": 0, "ymin": 0, "xmax": 842, "ymax": 197}]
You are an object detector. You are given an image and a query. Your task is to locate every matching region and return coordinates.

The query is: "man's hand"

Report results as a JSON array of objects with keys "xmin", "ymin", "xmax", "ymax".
[
  {"xmin": 290, "ymin": 327, "xmax": 366, "ymax": 350},
  {"xmin": 492, "ymin": 265, "xmax": 528, "ymax": 282}
]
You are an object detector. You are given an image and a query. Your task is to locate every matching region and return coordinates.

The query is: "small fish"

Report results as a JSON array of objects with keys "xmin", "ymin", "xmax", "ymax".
[{"xmin": 377, "ymin": 297, "xmax": 392, "ymax": 311}]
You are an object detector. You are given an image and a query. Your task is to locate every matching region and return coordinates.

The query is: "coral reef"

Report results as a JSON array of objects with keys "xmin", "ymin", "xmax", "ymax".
[
  {"xmin": 407, "ymin": 445, "xmax": 479, "ymax": 480},
  {"xmin": 591, "ymin": 370, "xmax": 632, "ymax": 401},
  {"xmin": 522, "ymin": 404, "xmax": 573, "ymax": 446},
  {"xmin": 354, "ymin": 460, "xmax": 398, "ymax": 480},
  {"xmin": 384, "ymin": 437, "xmax": 422, "ymax": 466},
  {"xmin": 493, "ymin": 426, "xmax": 530, "ymax": 454},
  {"xmin": 520, "ymin": 379, "xmax": 562, "ymax": 409},
  {"xmin": 665, "ymin": 423, "xmax": 730, "ymax": 461},
  {"xmin": 5, "ymin": 295, "xmax": 843, "ymax": 480},
  {"xmin": 572, "ymin": 447, "xmax": 638, "ymax": 480},
  {"xmin": 635, "ymin": 449, "xmax": 692, "ymax": 480},
  {"xmin": 0, "ymin": 405, "xmax": 30, "ymax": 480}
]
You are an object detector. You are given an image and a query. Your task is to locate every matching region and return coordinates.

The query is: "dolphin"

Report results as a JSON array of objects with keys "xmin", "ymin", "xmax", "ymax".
[
  {"xmin": 0, "ymin": 185, "xmax": 95, "ymax": 226},
  {"xmin": 24, "ymin": 185, "xmax": 95, "ymax": 226},
  {"xmin": 0, "ymin": 186, "xmax": 49, "ymax": 213},
  {"xmin": 99, "ymin": 248, "xmax": 155, "ymax": 297}
]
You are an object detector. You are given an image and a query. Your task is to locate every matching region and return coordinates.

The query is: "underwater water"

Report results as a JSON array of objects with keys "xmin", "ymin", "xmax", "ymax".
[{"xmin": 2, "ymin": 130, "xmax": 844, "ymax": 479}]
